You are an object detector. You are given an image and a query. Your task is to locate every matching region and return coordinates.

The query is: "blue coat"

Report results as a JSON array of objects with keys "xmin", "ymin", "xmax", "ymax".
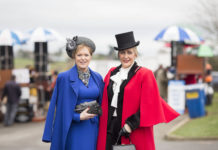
[{"xmin": 42, "ymin": 65, "xmax": 104, "ymax": 150}]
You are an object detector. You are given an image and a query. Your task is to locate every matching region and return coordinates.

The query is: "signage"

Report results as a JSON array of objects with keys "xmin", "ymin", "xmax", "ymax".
[
  {"xmin": 12, "ymin": 69, "xmax": 30, "ymax": 84},
  {"xmin": 168, "ymin": 80, "xmax": 185, "ymax": 114}
]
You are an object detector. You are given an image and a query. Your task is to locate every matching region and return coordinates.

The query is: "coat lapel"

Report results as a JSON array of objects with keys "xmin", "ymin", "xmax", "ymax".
[
  {"xmin": 90, "ymin": 68, "xmax": 102, "ymax": 102},
  {"xmin": 69, "ymin": 66, "xmax": 103, "ymax": 102},
  {"xmin": 69, "ymin": 65, "xmax": 80, "ymax": 99}
]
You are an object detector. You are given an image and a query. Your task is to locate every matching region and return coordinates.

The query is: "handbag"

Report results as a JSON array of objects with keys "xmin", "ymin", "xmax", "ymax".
[
  {"xmin": 74, "ymin": 100, "xmax": 102, "ymax": 116},
  {"xmin": 112, "ymin": 131, "xmax": 136, "ymax": 150}
]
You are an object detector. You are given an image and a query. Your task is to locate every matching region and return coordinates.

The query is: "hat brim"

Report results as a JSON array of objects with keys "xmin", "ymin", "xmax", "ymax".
[{"xmin": 114, "ymin": 41, "xmax": 140, "ymax": 51}]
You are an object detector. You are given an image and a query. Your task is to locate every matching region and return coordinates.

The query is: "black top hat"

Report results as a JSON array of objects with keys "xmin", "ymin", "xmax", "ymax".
[{"xmin": 114, "ymin": 31, "xmax": 140, "ymax": 51}]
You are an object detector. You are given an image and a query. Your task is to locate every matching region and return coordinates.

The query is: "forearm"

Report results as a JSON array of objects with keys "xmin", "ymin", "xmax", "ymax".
[{"xmin": 125, "ymin": 110, "xmax": 140, "ymax": 131}]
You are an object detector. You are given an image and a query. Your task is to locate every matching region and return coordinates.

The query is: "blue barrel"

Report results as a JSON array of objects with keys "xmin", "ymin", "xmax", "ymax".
[{"xmin": 186, "ymin": 87, "xmax": 206, "ymax": 118}]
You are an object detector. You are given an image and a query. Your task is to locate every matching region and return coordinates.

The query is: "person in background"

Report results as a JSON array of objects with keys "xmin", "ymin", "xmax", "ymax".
[
  {"xmin": 205, "ymin": 63, "xmax": 213, "ymax": 84},
  {"xmin": 204, "ymin": 63, "xmax": 214, "ymax": 105},
  {"xmin": 50, "ymin": 70, "xmax": 58, "ymax": 93},
  {"xmin": 97, "ymin": 31, "xmax": 179, "ymax": 150},
  {"xmin": 45, "ymin": 70, "xmax": 58, "ymax": 102},
  {"xmin": 0, "ymin": 75, "xmax": 21, "ymax": 126},
  {"xmin": 156, "ymin": 65, "xmax": 168, "ymax": 101},
  {"xmin": 42, "ymin": 36, "xmax": 104, "ymax": 150},
  {"xmin": 183, "ymin": 74, "xmax": 197, "ymax": 85},
  {"xmin": 153, "ymin": 64, "xmax": 162, "ymax": 78}
]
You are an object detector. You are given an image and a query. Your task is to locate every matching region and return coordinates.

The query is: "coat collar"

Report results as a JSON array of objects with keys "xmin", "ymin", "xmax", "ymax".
[
  {"xmin": 106, "ymin": 61, "xmax": 140, "ymax": 125},
  {"xmin": 69, "ymin": 65, "xmax": 79, "ymax": 82},
  {"xmin": 110, "ymin": 61, "xmax": 138, "ymax": 77},
  {"xmin": 69, "ymin": 65, "xmax": 98, "ymax": 82},
  {"xmin": 69, "ymin": 65, "xmax": 102, "ymax": 102}
]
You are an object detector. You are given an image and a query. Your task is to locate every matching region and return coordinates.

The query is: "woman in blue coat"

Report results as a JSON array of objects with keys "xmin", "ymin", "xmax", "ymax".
[{"xmin": 42, "ymin": 36, "xmax": 104, "ymax": 150}]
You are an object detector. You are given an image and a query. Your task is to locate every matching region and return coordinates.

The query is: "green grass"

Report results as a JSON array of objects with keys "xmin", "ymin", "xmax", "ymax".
[
  {"xmin": 48, "ymin": 61, "xmax": 73, "ymax": 72},
  {"xmin": 14, "ymin": 58, "xmax": 33, "ymax": 68},
  {"xmin": 14, "ymin": 58, "xmax": 72, "ymax": 73},
  {"xmin": 171, "ymin": 92, "xmax": 218, "ymax": 138}
]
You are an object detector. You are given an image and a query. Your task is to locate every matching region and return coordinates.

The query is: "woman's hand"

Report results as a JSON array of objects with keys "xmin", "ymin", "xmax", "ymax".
[
  {"xmin": 119, "ymin": 124, "xmax": 132, "ymax": 138},
  {"xmin": 80, "ymin": 108, "xmax": 97, "ymax": 120},
  {"xmin": 124, "ymin": 124, "xmax": 132, "ymax": 133}
]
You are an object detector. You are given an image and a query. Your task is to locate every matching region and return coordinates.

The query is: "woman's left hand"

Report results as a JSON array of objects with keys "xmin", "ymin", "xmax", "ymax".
[
  {"xmin": 124, "ymin": 124, "xmax": 132, "ymax": 133},
  {"xmin": 80, "ymin": 108, "xmax": 97, "ymax": 120},
  {"xmin": 119, "ymin": 124, "xmax": 132, "ymax": 138}
]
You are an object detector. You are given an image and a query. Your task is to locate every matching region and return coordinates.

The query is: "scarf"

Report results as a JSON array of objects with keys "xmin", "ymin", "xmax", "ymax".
[{"xmin": 78, "ymin": 68, "xmax": 90, "ymax": 87}]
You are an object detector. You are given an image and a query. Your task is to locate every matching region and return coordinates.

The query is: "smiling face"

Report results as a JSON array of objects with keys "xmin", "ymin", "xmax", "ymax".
[
  {"xmin": 74, "ymin": 45, "xmax": 92, "ymax": 72},
  {"xmin": 118, "ymin": 47, "xmax": 137, "ymax": 68}
]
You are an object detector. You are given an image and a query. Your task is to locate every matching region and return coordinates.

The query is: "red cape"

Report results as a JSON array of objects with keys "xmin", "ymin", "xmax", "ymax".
[{"xmin": 97, "ymin": 67, "xmax": 180, "ymax": 150}]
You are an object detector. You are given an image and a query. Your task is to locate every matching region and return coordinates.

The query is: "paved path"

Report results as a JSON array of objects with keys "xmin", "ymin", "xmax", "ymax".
[
  {"xmin": 0, "ymin": 122, "xmax": 49, "ymax": 150},
  {"xmin": 0, "ymin": 115, "xmax": 217, "ymax": 150}
]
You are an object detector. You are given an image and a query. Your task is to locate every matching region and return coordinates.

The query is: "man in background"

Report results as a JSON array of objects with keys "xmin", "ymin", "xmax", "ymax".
[
  {"xmin": 1, "ymin": 75, "xmax": 21, "ymax": 126},
  {"xmin": 156, "ymin": 65, "xmax": 168, "ymax": 101}
]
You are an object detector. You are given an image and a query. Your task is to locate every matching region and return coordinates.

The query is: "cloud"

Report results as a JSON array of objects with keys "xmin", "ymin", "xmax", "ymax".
[{"xmin": 0, "ymin": 0, "xmax": 196, "ymax": 55}]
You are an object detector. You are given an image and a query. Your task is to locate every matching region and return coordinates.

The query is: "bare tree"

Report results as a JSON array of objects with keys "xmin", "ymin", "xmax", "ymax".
[
  {"xmin": 192, "ymin": 0, "xmax": 218, "ymax": 44},
  {"xmin": 107, "ymin": 45, "xmax": 118, "ymax": 60},
  {"xmin": 190, "ymin": 0, "xmax": 218, "ymax": 70}
]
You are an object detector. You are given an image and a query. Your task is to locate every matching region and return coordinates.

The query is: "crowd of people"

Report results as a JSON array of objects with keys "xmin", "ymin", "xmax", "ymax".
[
  {"xmin": 0, "ymin": 67, "xmax": 59, "ymax": 126},
  {"xmin": 154, "ymin": 62, "xmax": 214, "ymax": 106}
]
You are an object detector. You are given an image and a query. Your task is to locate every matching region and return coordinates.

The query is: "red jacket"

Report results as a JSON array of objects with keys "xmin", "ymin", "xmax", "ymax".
[{"xmin": 97, "ymin": 67, "xmax": 179, "ymax": 150}]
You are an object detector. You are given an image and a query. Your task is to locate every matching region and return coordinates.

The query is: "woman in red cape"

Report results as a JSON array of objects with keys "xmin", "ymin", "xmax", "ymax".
[{"xmin": 97, "ymin": 31, "xmax": 179, "ymax": 150}]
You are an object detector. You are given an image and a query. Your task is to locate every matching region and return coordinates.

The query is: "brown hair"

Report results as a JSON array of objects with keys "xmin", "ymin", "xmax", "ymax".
[{"xmin": 72, "ymin": 44, "xmax": 93, "ymax": 58}]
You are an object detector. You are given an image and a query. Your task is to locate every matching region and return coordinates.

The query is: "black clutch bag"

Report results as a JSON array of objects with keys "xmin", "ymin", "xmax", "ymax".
[
  {"xmin": 74, "ymin": 100, "xmax": 102, "ymax": 116},
  {"xmin": 112, "ymin": 131, "xmax": 136, "ymax": 150}
]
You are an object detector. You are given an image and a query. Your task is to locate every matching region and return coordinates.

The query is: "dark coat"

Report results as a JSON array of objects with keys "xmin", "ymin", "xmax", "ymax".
[
  {"xmin": 2, "ymin": 81, "xmax": 21, "ymax": 104},
  {"xmin": 42, "ymin": 65, "xmax": 104, "ymax": 150}
]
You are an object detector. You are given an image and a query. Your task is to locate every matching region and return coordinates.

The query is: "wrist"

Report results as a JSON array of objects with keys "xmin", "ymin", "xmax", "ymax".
[
  {"xmin": 124, "ymin": 124, "xmax": 132, "ymax": 133},
  {"xmin": 80, "ymin": 113, "xmax": 83, "ymax": 120},
  {"xmin": 73, "ymin": 113, "xmax": 81, "ymax": 122}
]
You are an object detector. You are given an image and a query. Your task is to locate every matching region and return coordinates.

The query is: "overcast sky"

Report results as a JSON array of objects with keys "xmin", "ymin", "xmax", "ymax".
[{"xmin": 0, "ymin": 0, "xmax": 197, "ymax": 55}]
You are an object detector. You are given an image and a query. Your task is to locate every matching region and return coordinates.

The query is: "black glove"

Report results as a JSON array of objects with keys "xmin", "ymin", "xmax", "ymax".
[{"xmin": 119, "ymin": 127, "xmax": 130, "ymax": 138}]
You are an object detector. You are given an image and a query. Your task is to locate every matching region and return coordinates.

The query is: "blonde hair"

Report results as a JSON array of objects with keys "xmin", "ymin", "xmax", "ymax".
[
  {"xmin": 72, "ymin": 44, "xmax": 93, "ymax": 58},
  {"xmin": 118, "ymin": 47, "xmax": 138, "ymax": 58},
  {"xmin": 132, "ymin": 47, "xmax": 138, "ymax": 57}
]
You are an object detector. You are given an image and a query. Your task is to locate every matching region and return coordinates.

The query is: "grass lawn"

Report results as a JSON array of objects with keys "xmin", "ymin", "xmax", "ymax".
[
  {"xmin": 48, "ymin": 61, "xmax": 73, "ymax": 72},
  {"xmin": 14, "ymin": 58, "xmax": 72, "ymax": 72},
  {"xmin": 14, "ymin": 58, "xmax": 33, "ymax": 68},
  {"xmin": 171, "ymin": 92, "xmax": 218, "ymax": 138}
]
